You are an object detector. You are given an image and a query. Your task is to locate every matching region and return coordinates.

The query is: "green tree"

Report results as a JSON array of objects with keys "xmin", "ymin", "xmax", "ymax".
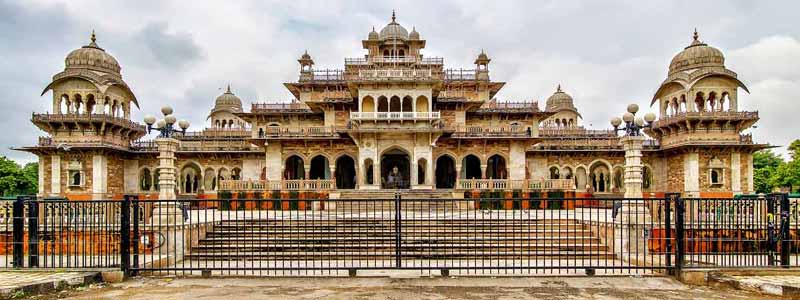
[
  {"xmin": 0, "ymin": 156, "xmax": 38, "ymax": 196},
  {"xmin": 771, "ymin": 159, "xmax": 800, "ymax": 193},
  {"xmin": 752, "ymin": 150, "xmax": 783, "ymax": 193}
]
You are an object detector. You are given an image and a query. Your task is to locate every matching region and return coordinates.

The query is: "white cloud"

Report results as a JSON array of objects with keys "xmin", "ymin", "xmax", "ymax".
[{"xmin": 1, "ymin": 0, "xmax": 799, "ymax": 163}]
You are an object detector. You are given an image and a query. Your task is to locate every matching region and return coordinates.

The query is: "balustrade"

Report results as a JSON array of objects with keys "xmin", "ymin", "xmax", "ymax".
[{"xmin": 350, "ymin": 111, "xmax": 440, "ymax": 121}]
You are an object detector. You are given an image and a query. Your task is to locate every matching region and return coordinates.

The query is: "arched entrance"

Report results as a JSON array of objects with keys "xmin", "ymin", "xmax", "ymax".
[
  {"xmin": 381, "ymin": 148, "xmax": 410, "ymax": 189},
  {"xmin": 335, "ymin": 155, "xmax": 356, "ymax": 189},
  {"xmin": 486, "ymin": 154, "xmax": 507, "ymax": 179},
  {"xmin": 180, "ymin": 163, "xmax": 202, "ymax": 194},
  {"xmin": 309, "ymin": 155, "xmax": 330, "ymax": 179},
  {"xmin": 589, "ymin": 162, "xmax": 610, "ymax": 193},
  {"xmin": 435, "ymin": 155, "xmax": 456, "ymax": 188},
  {"xmin": 461, "ymin": 155, "xmax": 482, "ymax": 179},
  {"xmin": 284, "ymin": 155, "xmax": 305, "ymax": 180}
]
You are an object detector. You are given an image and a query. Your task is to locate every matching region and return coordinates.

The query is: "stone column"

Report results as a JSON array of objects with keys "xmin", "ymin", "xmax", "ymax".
[
  {"xmin": 155, "ymin": 137, "xmax": 183, "ymax": 224},
  {"xmin": 480, "ymin": 164, "xmax": 487, "ymax": 179},
  {"xmin": 620, "ymin": 135, "xmax": 645, "ymax": 198}
]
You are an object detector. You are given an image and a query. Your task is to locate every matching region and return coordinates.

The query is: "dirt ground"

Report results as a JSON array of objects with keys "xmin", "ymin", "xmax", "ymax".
[{"xmin": 26, "ymin": 275, "xmax": 789, "ymax": 300}]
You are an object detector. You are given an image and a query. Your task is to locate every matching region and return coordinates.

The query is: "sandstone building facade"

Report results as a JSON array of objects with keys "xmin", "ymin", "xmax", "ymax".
[{"xmin": 19, "ymin": 16, "xmax": 766, "ymax": 200}]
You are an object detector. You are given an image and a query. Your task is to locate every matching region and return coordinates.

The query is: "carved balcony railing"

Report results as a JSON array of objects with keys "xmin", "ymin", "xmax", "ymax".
[
  {"xmin": 538, "ymin": 127, "xmax": 616, "ymax": 137},
  {"xmin": 251, "ymin": 102, "xmax": 313, "ymax": 113},
  {"xmin": 256, "ymin": 126, "xmax": 340, "ymax": 139},
  {"xmin": 450, "ymin": 125, "xmax": 534, "ymax": 138},
  {"xmin": 350, "ymin": 111, "xmax": 441, "ymax": 121},
  {"xmin": 218, "ymin": 179, "xmax": 336, "ymax": 191},
  {"xmin": 32, "ymin": 113, "xmax": 146, "ymax": 131},
  {"xmin": 454, "ymin": 179, "xmax": 576, "ymax": 191},
  {"xmin": 476, "ymin": 100, "xmax": 540, "ymax": 113},
  {"xmin": 651, "ymin": 111, "xmax": 759, "ymax": 128},
  {"xmin": 444, "ymin": 69, "xmax": 477, "ymax": 80}
]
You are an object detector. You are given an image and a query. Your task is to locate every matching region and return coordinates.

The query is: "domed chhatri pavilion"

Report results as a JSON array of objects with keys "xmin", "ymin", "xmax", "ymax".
[{"xmin": 19, "ymin": 15, "xmax": 766, "ymax": 200}]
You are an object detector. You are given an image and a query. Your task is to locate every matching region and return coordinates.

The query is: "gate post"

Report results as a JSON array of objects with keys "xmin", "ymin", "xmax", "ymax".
[
  {"xmin": 674, "ymin": 193, "xmax": 685, "ymax": 273},
  {"xmin": 766, "ymin": 193, "xmax": 777, "ymax": 266},
  {"xmin": 394, "ymin": 192, "xmax": 402, "ymax": 268},
  {"xmin": 131, "ymin": 195, "xmax": 140, "ymax": 276},
  {"xmin": 120, "ymin": 195, "xmax": 132, "ymax": 276},
  {"xmin": 12, "ymin": 196, "xmax": 25, "ymax": 268},
  {"xmin": 664, "ymin": 193, "xmax": 677, "ymax": 274},
  {"xmin": 778, "ymin": 193, "xmax": 791, "ymax": 267},
  {"xmin": 26, "ymin": 196, "xmax": 38, "ymax": 268}
]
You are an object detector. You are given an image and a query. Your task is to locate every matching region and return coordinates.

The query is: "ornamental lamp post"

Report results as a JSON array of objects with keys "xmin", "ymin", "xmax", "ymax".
[
  {"xmin": 610, "ymin": 104, "xmax": 655, "ymax": 199},
  {"xmin": 143, "ymin": 106, "xmax": 189, "ymax": 215}
]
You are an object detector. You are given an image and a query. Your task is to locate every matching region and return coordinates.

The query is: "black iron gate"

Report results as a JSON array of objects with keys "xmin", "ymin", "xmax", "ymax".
[{"xmin": 2, "ymin": 193, "xmax": 797, "ymax": 276}]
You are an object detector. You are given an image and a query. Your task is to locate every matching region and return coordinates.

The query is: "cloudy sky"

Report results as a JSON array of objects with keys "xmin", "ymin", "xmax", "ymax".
[{"xmin": 1, "ymin": 0, "xmax": 799, "ymax": 163}]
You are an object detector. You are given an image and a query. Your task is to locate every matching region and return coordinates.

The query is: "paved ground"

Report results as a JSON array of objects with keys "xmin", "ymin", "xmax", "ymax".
[
  {"xmin": 34, "ymin": 276, "xmax": 785, "ymax": 300},
  {"xmin": 0, "ymin": 271, "xmax": 97, "ymax": 299},
  {"xmin": 723, "ymin": 275, "xmax": 800, "ymax": 297}
]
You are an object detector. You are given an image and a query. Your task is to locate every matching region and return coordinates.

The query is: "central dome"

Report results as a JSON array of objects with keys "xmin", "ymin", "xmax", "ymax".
[
  {"xmin": 668, "ymin": 30, "xmax": 725, "ymax": 75},
  {"xmin": 65, "ymin": 31, "xmax": 121, "ymax": 75},
  {"xmin": 379, "ymin": 11, "xmax": 409, "ymax": 40}
]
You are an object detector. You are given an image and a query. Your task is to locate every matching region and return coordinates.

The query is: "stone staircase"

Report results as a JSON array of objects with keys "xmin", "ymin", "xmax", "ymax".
[
  {"xmin": 187, "ymin": 217, "xmax": 614, "ymax": 262},
  {"xmin": 334, "ymin": 189, "xmax": 458, "ymax": 211}
]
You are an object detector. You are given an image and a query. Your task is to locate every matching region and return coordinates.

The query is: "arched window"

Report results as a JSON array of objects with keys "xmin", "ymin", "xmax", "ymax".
[
  {"xmin": 139, "ymin": 168, "xmax": 153, "ymax": 191},
  {"xmin": 708, "ymin": 91, "xmax": 717, "ymax": 111},
  {"xmin": 309, "ymin": 155, "xmax": 330, "ymax": 179},
  {"xmin": 549, "ymin": 166, "xmax": 560, "ymax": 179},
  {"xmin": 284, "ymin": 156, "xmax": 305, "ymax": 180},
  {"xmin": 231, "ymin": 167, "xmax": 241, "ymax": 180},
  {"xmin": 398, "ymin": 49, "xmax": 405, "ymax": 57},
  {"xmin": 461, "ymin": 155, "xmax": 482, "ymax": 179},
  {"xmin": 73, "ymin": 94, "xmax": 82, "ymax": 114},
  {"xmin": 383, "ymin": 49, "xmax": 390, "ymax": 57},
  {"xmin": 60, "ymin": 94, "xmax": 69, "ymax": 114},
  {"xmin": 694, "ymin": 92, "xmax": 705, "ymax": 112},
  {"xmin": 417, "ymin": 158, "xmax": 427, "ymax": 185},
  {"xmin": 85, "ymin": 94, "xmax": 96, "ymax": 114},
  {"xmin": 377, "ymin": 96, "xmax": 389, "ymax": 112},
  {"xmin": 721, "ymin": 92, "xmax": 730, "ymax": 111},
  {"xmin": 401, "ymin": 96, "xmax": 412, "ymax": 112},
  {"xmin": 204, "ymin": 168, "xmax": 216, "ymax": 191},
  {"xmin": 389, "ymin": 96, "xmax": 401, "ymax": 112},
  {"xmin": 486, "ymin": 155, "xmax": 507, "ymax": 179}
]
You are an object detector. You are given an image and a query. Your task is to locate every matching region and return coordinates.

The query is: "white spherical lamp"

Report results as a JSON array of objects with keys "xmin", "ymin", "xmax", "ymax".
[
  {"xmin": 622, "ymin": 112, "xmax": 634, "ymax": 123},
  {"xmin": 143, "ymin": 115, "xmax": 156, "ymax": 125},
  {"xmin": 161, "ymin": 106, "xmax": 174, "ymax": 116},
  {"xmin": 610, "ymin": 117, "xmax": 622, "ymax": 128},
  {"xmin": 627, "ymin": 104, "xmax": 639, "ymax": 114},
  {"xmin": 634, "ymin": 117, "xmax": 645, "ymax": 127},
  {"xmin": 155, "ymin": 119, "xmax": 166, "ymax": 129},
  {"xmin": 644, "ymin": 112, "xmax": 656, "ymax": 123},
  {"xmin": 165, "ymin": 114, "xmax": 177, "ymax": 125},
  {"xmin": 178, "ymin": 119, "xmax": 190, "ymax": 130}
]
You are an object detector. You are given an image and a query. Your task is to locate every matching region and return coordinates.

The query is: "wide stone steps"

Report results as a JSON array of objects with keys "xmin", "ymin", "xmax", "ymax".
[{"xmin": 186, "ymin": 251, "xmax": 616, "ymax": 260}]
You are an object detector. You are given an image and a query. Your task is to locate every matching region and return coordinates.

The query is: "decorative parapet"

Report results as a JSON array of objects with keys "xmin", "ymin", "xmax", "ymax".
[
  {"xmin": 250, "ymin": 102, "xmax": 313, "ymax": 114},
  {"xmin": 455, "ymin": 179, "xmax": 575, "ymax": 191},
  {"xmin": 650, "ymin": 111, "xmax": 758, "ymax": 128},
  {"xmin": 475, "ymin": 100, "xmax": 539, "ymax": 113},
  {"xmin": 255, "ymin": 126, "xmax": 340, "ymax": 139},
  {"xmin": 32, "ymin": 113, "xmax": 146, "ymax": 132},
  {"xmin": 219, "ymin": 179, "xmax": 336, "ymax": 191},
  {"xmin": 450, "ymin": 125, "xmax": 534, "ymax": 139},
  {"xmin": 350, "ymin": 111, "xmax": 440, "ymax": 121}
]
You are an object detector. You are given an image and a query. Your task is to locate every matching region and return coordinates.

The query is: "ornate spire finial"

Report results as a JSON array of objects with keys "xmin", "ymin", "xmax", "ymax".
[
  {"xmin": 226, "ymin": 83, "xmax": 231, "ymax": 93},
  {"xmin": 90, "ymin": 29, "xmax": 96, "ymax": 44},
  {"xmin": 557, "ymin": 84, "xmax": 562, "ymax": 93},
  {"xmin": 391, "ymin": 10, "xmax": 396, "ymax": 22},
  {"xmin": 693, "ymin": 28, "xmax": 699, "ymax": 41}
]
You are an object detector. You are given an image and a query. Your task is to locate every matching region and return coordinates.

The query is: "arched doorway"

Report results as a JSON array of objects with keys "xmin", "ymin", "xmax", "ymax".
[
  {"xmin": 284, "ymin": 155, "xmax": 305, "ymax": 180},
  {"xmin": 486, "ymin": 155, "xmax": 507, "ymax": 179},
  {"xmin": 363, "ymin": 158, "xmax": 374, "ymax": 185},
  {"xmin": 362, "ymin": 96, "xmax": 375, "ymax": 112},
  {"xmin": 435, "ymin": 155, "xmax": 456, "ymax": 188},
  {"xmin": 389, "ymin": 96, "xmax": 401, "ymax": 112},
  {"xmin": 309, "ymin": 155, "xmax": 330, "ymax": 179},
  {"xmin": 180, "ymin": 163, "xmax": 202, "ymax": 194},
  {"xmin": 377, "ymin": 96, "xmax": 388, "ymax": 112},
  {"xmin": 402, "ymin": 96, "xmax": 413, "ymax": 112},
  {"xmin": 381, "ymin": 148, "xmax": 410, "ymax": 189},
  {"xmin": 417, "ymin": 158, "xmax": 427, "ymax": 185},
  {"xmin": 415, "ymin": 96, "xmax": 429, "ymax": 112},
  {"xmin": 335, "ymin": 155, "xmax": 356, "ymax": 189},
  {"xmin": 589, "ymin": 163, "xmax": 610, "ymax": 193},
  {"xmin": 461, "ymin": 155, "xmax": 482, "ymax": 179}
]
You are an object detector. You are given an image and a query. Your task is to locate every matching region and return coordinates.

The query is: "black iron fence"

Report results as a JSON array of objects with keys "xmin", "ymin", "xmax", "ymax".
[{"xmin": 1, "ymin": 193, "xmax": 797, "ymax": 276}]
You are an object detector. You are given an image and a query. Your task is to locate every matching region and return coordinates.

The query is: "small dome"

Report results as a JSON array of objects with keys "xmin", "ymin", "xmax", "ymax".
[
  {"xmin": 65, "ymin": 31, "xmax": 121, "ymax": 74},
  {"xmin": 477, "ymin": 50, "xmax": 489, "ymax": 61},
  {"xmin": 668, "ymin": 30, "xmax": 725, "ymax": 75},
  {"xmin": 379, "ymin": 11, "xmax": 409, "ymax": 40},
  {"xmin": 368, "ymin": 27, "xmax": 380, "ymax": 40},
  {"xmin": 546, "ymin": 85, "xmax": 577, "ymax": 112},
  {"xmin": 214, "ymin": 85, "xmax": 242, "ymax": 111},
  {"xmin": 409, "ymin": 27, "xmax": 420, "ymax": 40}
]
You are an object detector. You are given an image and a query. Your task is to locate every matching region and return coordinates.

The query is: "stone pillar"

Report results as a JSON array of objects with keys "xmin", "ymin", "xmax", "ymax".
[
  {"xmin": 373, "ymin": 162, "xmax": 381, "ymax": 189},
  {"xmin": 51, "ymin": 155, "xmax": 61, "ymax": 195},
  {"xmin": 156, "ymin": 138, "xmax": 179, "ymax": 200},
  {"xmin": 480, "ymin": 164, "xmax": 487, "ymax": 179},
  {"xmin": 91, "ymin": 155, "xmax": 108, "ymax": 200},
  {"xmin": 620, "ymin": 135, "xmax": 645, "ymax": 198},
  {"xmin": 304, "ymin": 165, "xmax": 311, "ymax": 180},
  {"xmin": 155, "ymin": 138, "xmax": 182, "ymax": 224},
  {"xmin": 684, "ymin": 152, "xmax": 700, "ymax": 198}
]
